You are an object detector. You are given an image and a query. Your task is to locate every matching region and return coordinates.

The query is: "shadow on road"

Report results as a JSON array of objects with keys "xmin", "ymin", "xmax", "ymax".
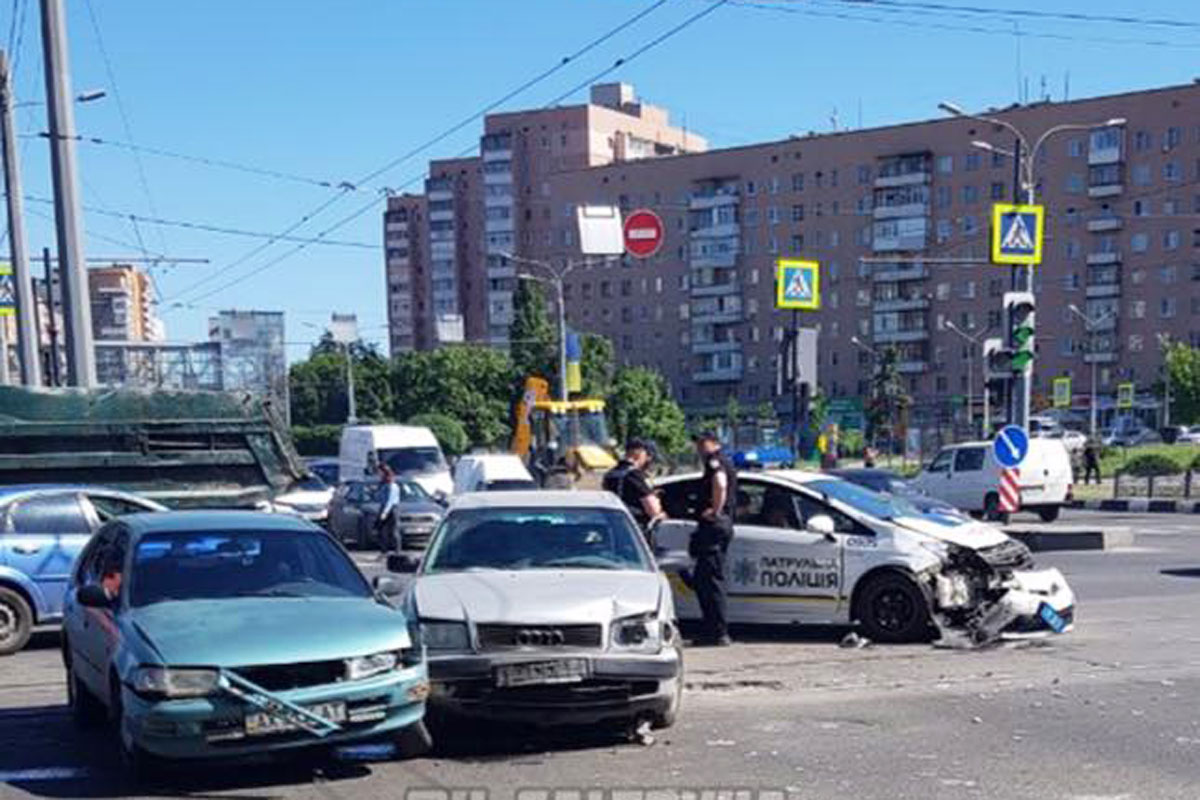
[
  {"xmin": 22, "ymin": 629, "xmax": 63, "ymax": 652},
  {"xmin": 681, "ymin": 621, "xmax": 858, "ymax": 645},
  {"xmin": 1161, "ymin": 567, "xmax": 1200, "ymax": 579}
]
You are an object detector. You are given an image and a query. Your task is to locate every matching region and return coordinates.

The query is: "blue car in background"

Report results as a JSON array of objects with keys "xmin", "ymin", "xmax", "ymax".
[
  {"xmin": 0, "ymin": 485, "xmax": 165, "ymax": 655},
  {"xmin": 61, "ymin": 511, "xmax": 428, "ymax": 778}
]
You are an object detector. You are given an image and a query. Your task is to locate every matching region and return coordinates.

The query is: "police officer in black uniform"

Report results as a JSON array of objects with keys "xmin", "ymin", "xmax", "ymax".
[
  {"xmin": 603, "ymin": 438, "xmax": 665, "ymax": 540},
  {"xmin": 691, "ymin": 431, "xmax": 737, "ymax": 646}
]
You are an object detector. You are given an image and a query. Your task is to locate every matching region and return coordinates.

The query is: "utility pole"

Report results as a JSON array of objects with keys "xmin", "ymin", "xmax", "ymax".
[
  {"xmin": 0, "ymin": 50, "xmax": 40, "ymax": 386},
  {"xmin": 43, "ymin": 247, "xmax": 60, "ymax": 386},
  {"xmin": 345, "ymin": 341, "xmax": 358, "ymax": 425},
  {"xmin": 40, "ymin": 0, "xmax": 94, "ymax": 387}
]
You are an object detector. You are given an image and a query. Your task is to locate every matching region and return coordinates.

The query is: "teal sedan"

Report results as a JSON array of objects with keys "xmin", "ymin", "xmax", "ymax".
[{"xmin": 60, "ymin": 511, "xmax": 428, "ymax": 778}]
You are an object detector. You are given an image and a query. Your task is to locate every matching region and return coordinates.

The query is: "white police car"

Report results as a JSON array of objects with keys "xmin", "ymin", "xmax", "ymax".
[{"xmin": 654, "ymin": 470, "xmax": 1074, "ymax": 643}]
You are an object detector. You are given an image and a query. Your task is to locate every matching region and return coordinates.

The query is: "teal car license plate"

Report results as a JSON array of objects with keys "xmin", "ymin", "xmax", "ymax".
[
  {"xmin": 494, "ymin": 659, "xmax": 590, "ymax": 688},
  {"xmin": 1038, "ymin": 602, "xmax": 1068, "ymax": 633},
  {"xmin": 245, "ymin": 701, "xmax": 346, "ymax": 736}
]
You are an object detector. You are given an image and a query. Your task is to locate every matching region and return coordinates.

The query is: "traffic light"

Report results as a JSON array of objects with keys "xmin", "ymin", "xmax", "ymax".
[
  {"xmin": 1004, "ymin": 291, "xmax": 1036, "ymax": 373},
  {"xmin": 983, "ymin": 337, "xmax": 1011, "ymax": 381}
]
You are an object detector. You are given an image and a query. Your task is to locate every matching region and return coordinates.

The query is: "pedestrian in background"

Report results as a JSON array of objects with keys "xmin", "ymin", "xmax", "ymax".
[
  {"xmin": 1083, "ymin": 438, "xmax": 1102, "ymax": 485},
  {"xmin": 375, "ymin": 464, "xmax": 402, "ymax": 552},
  {"xmin": 690, "ymin": 432, "xmax": 737, "ymax": 647},
  {"xmin": 603, "ymin": 438, "xmax": 666, "ymax": 542}
]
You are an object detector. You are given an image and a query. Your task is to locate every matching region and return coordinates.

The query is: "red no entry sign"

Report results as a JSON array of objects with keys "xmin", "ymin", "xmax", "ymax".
[{"xmin": 623, "ymin": 209, "xmax": 664, "ymax": 258}]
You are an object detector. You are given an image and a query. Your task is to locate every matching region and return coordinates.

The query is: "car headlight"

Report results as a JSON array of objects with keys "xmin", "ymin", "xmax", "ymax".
[
  {"xmin": 131, "ymin": 666, "xmax": 220, "ymax": 699},
  {"xmin": 610, "ymin": 613, "xmax": 664, "ymax": 654},
  {"xmin": 345, "ymin": 651, "xmax": 400, "ymax": 681},
  {"xmin": 918, "ymin": 539, "xmax": 951, "ymax": 561},
  {"xmin": 420, "ymin": 620, "xmax": 470, "ymax": 652}
]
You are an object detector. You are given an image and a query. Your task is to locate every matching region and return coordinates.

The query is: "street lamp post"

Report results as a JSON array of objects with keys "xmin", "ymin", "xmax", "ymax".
[
  {"xmin": 1068, "ymin": 304, "xmax": 1115, "ymax": 438},
  {"xmin": 504, "ymin": 252, "xmax": 586, "ymax": 403},
  {"xmin": 302, "ymin": 321, "xmax": 357, "ymax": 425},
  {"xmin": 850, "ymin": 335, "xmax": 880, "ymax": 451},
  {"xmin": 940, "ymin": 102, "xmax": 1125, "ymax": 430},
  {"xmin": 1158, "ymin": 333, "xmax": 1172, "ymax": 429},
  {"xmin": 945, "ymin": 321, "xmax": 993, "ymax": 438}
]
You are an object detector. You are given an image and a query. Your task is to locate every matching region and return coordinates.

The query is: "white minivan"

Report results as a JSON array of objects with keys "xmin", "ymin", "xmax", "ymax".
[
  {"xmin": 452, "ymin": 453, "xmax": 537, "ymax": 494},
  {"xmin": 339, "ymin": 425, "xmax": 453, "ymax": 498},
  {"xmin": 911, "ymin": 439, "xmax": 1073, "ymax": 522}
]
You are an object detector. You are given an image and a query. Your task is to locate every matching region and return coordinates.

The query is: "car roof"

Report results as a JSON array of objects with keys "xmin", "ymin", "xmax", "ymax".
[
  {"xmin": 0, "ymin": 484, "xmax": 146, "ymax": 500},
  {"xmin": 116, "ymin": 510, "xmax": 319, "ymax": 536},
  {"xmin": 448, "ymin": 490, "xmax": 625, "ymax": 511},
  {"xmin": 828, "ymin": 468, "xmax": 899, "ymax": 479},
  {"xmin": 661, "ymin": 469, "xmax": 834, "ymax": 487}
]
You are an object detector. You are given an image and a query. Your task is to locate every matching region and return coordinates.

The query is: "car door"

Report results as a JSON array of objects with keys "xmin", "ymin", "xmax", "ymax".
[
  {"xmin": 1, "ymin": 492, "xmax": 96, "ymax": 620},
  {"xmin": 725, "ymin": 478, "xmax": 845, "ymax": 624},
  {"xmin": 914, "ymin": 449, "xmax": 955, "ymax": 505},
  {"xmin": 76, "ymin": 526, "xmax": 129, "ymax": 703},
  {"xmin": 950, "ymin": 446, "xmax": 989, "ymax": 511}
]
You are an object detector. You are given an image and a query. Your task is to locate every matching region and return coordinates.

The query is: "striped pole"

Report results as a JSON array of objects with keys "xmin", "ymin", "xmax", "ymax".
[{"xmin": 999, "ymin": 467, "xmax": 1021, "ymax": 513}]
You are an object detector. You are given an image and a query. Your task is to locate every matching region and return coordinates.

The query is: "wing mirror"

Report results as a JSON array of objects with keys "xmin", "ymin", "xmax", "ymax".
[
  {"xmin": 386, "ymin": 553, "xmax": 422, "ymax": 574},
  {"xmin": 372, "ymin": 575, "xmax": 405, "ymax": 597},
  {"xmin": 433, "ymin": 490, "xmax": 449, "ymax": 507},
  {"xmin": 806, "ymin": 514, "xmax": 837, "ymax": 540},
  {"xmin": 76, "ymin": 584, "xmax": 112, "ymax": 609}
]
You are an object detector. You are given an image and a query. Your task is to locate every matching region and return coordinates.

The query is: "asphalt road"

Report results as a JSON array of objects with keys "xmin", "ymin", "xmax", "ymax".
[{"xmin": 3, "ymin": 510, "xmax": 1200, "ymax": 800}]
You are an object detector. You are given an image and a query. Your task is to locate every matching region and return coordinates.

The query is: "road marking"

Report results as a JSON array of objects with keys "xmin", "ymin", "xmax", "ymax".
[{"xmin": 0, "ymin": 767, "xmax": 89, "ymax": 782}]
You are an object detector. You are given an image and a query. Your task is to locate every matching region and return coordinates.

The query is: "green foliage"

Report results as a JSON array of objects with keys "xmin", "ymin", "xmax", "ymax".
[
  {"xmin": 1192, "ymin": 452, "xmax": 1200, "ymax": 472},
  {"xmin": 290, "ymin": 424, "xmax": 341, "ymax": 456},
  {"xmin": 865, "ymin": 346, "xmax": 911, "ymax": 447},
  {"xmin": 608, "ymin": 366, "xmax": 690, "ymax": 457},
  {"xmin": 755, "ymin": 401, "xmax": 778, "ymax": 424},
  {"xmin": 579, "ymin": 333, "xmax": 615, "ymax": 398},
  {"xmin": 392, "ymin": 346, "xmax": 515, "ymax": 450},
  {"xmin": 839, "ymin": 428, "xmax": 866, "ymax": 458},
  {"xmin": 510, "ymin": 280, "xmax": 557, "ymax": 384},
  {"xmin": 407, "ymin": 412, "xmax": 470, "ymax": 457},
  {"xmin": 1122, "ymin": 453, "xmax": 1183, "ymax": 478},
  {"xmin": 289, "ymin": 337, "xmax": 392, "ymax": 427},
  {"xmin": 1165, "ymin": 342, "xmax": 1200, "ymax": 425}
]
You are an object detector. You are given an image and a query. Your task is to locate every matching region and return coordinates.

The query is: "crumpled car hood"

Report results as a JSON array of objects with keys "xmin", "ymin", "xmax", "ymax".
[
  {"xmin": 128, "ymin": 597, "xmax": 411, "ymax": 667},
  {"xmin": 892, "ymin": 515, "xmax": 1011, "ymax": 549},
  {"xmin": 413, "ymin": 570, "xmax": 661, "ymax": 624}
]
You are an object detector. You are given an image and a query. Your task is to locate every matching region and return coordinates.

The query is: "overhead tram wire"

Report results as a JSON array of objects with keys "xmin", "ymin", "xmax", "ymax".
[
  {"xmin": 170, "ymin": 0, "xmax": 734, "ymax": 309},
  {"xmin": 162, "ymin": 0, "xmax": 672, "ymax": 308},
  {"xmin": 822, "ymin": 0, "xmax": 1200, "ymax": 31}
]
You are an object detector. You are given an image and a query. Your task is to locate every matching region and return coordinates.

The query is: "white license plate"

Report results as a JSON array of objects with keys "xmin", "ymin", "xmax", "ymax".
[
  {"xmin": 244, "ymin": 701, "xmax": 346, "ymax": 736},
  {"xmin": 494, "ymin": 659, "xmax": 590, "ymax": 688}
]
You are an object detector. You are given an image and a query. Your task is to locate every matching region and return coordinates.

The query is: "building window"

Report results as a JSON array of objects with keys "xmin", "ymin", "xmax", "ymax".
[
  {"xmin": 1160, "ymin": 265, "xmax": 1178, "ymax": 284},
  {"xmin": 768, "ymin": 236, "xmax": 778, "ymax": 254},
  {"xmin": 1130, "ymin": 300, "xmax": 1146, "ymax": 319},
  {"xmin": 963, "ymin": 215, "xmax": 978, "ymax": 234},
  {"xmin": 857, "ymin": 165, "xmax": 872, "ymax": 184},
  {"xmin": 792, "ymin": 172, "xmax": 804, "ymax": 192},
  {"xmin": 1134, "ymin": 130, "xmax": 1152, "ymax": 151},
  {"xmin": 937, "ymin": 155, "xmax": 953, "ymax": 174},
  {"xmin": 769, "ymin": 176, "xmax": 780, "ymax": 194},
  {"xmin": 767, "ymin": 207, "xmax": 780, "ymax": 225},
  {"xmin": 789, "ymin": 234, "xmax": 804, "ymax": 253},
  {"xmin": 962, "ymin": 185, "xmax": 979, "ymax": 204},
  {"xmin": 1133, "ymin": 199, "xmax": 1149, "ymax": 217},
  {"xmin": 744, "ymin": 207, "xmax": 759, "ymax": 225},
  {"xmin": 961, "ymin": 281, "xmax": 976, "ymax": 299},
  {"xmin": 1165, "ymin": 161, "xmax": 1183, "ymax": 183},
  {"xmin": 936, "ymin": 282, "xmax": 950, "ymax": 301},
  {"xmin": 1166, "ymin": 126, "xmax": 1183, "ymax": 149},
  {"xmin": 965, "ymin": 153, "xmax": 981, "ymax": 172},
  {"xmin": 1065, "ymin": 239, "xmax": 1081, "ymax": 259},
  {"xmin": 1065, "ymin": 174, "xmax": 1084, "ymax": 194},
  {"xmin": 936, "ymin": 219, "xmax": 952, "ymax": 243},
  {"xmin": 1165, "ymin": 230, "xmax": 1181, "ymax": 251},
  {"xmin": 791, "ymin": 204, "xmax": 805, "ymax": 222},
  {"xmin": 745, "ymin": 180, "xmax": 757, "ymax": 196},
  {"xmin": 1067, "ymin": 138, "xmax": 1085, "ymax": 158},
  {"xmin": 1132, "ymin": 164, "xmax": 1152, "ymax": 186},
  {"xmin": 1131, "ymin": 233, "xmax": 1149, "ymax": 253},
  {"xmin": 991, "ymin": 181, "xmax": 1007, "ymax": 200}
]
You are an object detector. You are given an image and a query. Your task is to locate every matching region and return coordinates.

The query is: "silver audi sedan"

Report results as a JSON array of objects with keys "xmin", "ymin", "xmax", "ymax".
[{"xmin": 388, "ymin": 491, "xmax": 682, "ymax": 731}]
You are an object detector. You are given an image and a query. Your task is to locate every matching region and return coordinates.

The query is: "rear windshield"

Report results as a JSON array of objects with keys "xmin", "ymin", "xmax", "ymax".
[
  {"xmin": 130, "ymin": 530, "xmax": 370, "ymax": 607},
  {"xmin": 486, "ymin": 479, "xmax": 539, "ymax": 491},
  {"xmin": 381, "ymin": 447, "xmax": 446, "ymax": 475}
]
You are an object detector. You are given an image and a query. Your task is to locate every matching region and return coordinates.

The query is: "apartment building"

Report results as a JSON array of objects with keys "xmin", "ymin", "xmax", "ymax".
[
  {"xmin": 383, "ymin": 194, "xmax": 427, "ymax": 353},
  {"xmin": 529, "ymin": 82, "xmax": 1200, "ymax": 429},
  {"xmin": 383, "ymin": 82, "xmax": 706, "ymax": 354},
  {"xmin": 89, "ymin": 264, "xmax": 165, "ymax": 343}
]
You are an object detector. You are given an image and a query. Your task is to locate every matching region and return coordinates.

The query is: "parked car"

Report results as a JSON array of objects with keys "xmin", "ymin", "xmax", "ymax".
[
  {"xmin": 304, "ymin": 458, "xmax": 341, "ymax": 487},
  {"xmin": 655, "ymin": 470, "xmax": 1075, "ymax": 644},
  {"xmin": 393, "ymin": 491, "xmax": 682, "ymax": 731},
  {"xmin": 0, "ymin": 485, "xmax": 165, "ymax": 656},
  {"xmin": 339, "ymin": 425, "xmax": 452, "ymax": 498},
  {"xmin": 1043, "ymin": 429, "xmax": 1088, "ymax": 454},
  {"xmin": 452, "ymin": 454, "xmax": 537, "ymax": 494},
  {"xmin": 1104, "ymin": 427, "xmax": 1162, "ymax": 447},
  {"xmin": 827, "ymin": 468, "xmax": 969, "ymax": 522},
  {"xmin": 910, "ymin": 439, "xmax": 1073, "ymax": 522},
  {"xmin": 270, "ymin": 475, "xmax": 334, "ymax": 525},
  {"xmin": 61, "ymin": 511, "xmax": 429, "ymax": 777},
  {"xmin": 327, "ymin": 479, "xmax": 444, "ymax": 551},
  {"xmin": 1180, "ymin": 426, "xmax": 1200, "ymax": 445}
]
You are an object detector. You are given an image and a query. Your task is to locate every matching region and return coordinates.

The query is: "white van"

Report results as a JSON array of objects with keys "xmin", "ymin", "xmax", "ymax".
[
  {"xmin": 911, "ymin": 439, "xmax": 1073, "ymax": 522},
  {"xmin": 339, "ymin": 425, "xmax": 453, "ymax": 498},
  {"xmin": 452, "ymin": 454, "xmax": 538, "ymax": 494}
]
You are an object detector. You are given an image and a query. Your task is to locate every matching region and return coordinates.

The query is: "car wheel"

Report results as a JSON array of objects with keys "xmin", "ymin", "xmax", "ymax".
[
  {"xmin": 983, "ymin": 493, "xmax": 1010, "ymax": 524},
  {"xmin": 393, "ymin": 719, "xmax": 432, "ymax": 759},
  {"xmin": 651, "ymin": 670, "xmax": 683, "ymax": 730},
  {"xmin": 110, "ymin": 674, "xmax": 166, "ymax": 784},
  {"xmin": 857, "ymin": 572, "xmax": 931, "ymax": 644},
  {"xmin": 1037, "ymin": 506, "xmax": 1061, "ymax": 523},
  {"xmin": 0, "ymin": 586, "xmax": 33, "ymax": 656},
  {"xmin": 64, "ymin": 645, "xmax": 104, "ymax": 728}
]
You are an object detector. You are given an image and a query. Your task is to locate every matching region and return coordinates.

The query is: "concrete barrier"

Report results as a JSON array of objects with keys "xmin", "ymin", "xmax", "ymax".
[{"xmin": 1002, "ymin": 525, "xmax": 1135, "ymax": 552}]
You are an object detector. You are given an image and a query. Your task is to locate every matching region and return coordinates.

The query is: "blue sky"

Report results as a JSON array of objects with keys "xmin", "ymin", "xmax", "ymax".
[{"xmin": 4, "ymin": 0, "xmax": 1197, "ymax": 360}]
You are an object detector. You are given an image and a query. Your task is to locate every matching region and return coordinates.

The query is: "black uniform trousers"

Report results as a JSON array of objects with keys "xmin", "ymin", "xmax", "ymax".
[{"xmin": 691, "ymin": 516, "xmax": 733, "ymax": 641}]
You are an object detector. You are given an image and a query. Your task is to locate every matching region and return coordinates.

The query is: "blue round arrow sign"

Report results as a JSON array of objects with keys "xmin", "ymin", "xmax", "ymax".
[{"xmin": 993, "ymin": 425, "xmax": 1029, "ymax": 468}]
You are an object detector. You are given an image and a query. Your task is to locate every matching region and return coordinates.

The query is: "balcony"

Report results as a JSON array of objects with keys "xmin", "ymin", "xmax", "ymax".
[
  {"xmin": 688, "ymin": 188, "xmax": 739, "ymax": 210},
  {"xmin": 691, "ymin": 280, "xmax": 740, "ymax": 298},
  {"xmin": 897, "ymin": 360, "xmax": 929, "ymax": 374},
  {"xmin": 691, "ymin": 339, "xmax": 741, "ymax": 355},
  {"xmin": 483, "ymin": 168, "xmax": 512, "ymax": 185},
  {"xmin": 873, "ymin": 170, "xmax": 931, "ymax": 189},
  {"xmin": 873, "ymin": 297, "xmax": 930, "ymax": 313},
  {"xmin": 429, "ymin": 209, "xmax": 454, "ymax": 223},
  {"xmin": 692, "ymin": 308, "xmax": 742, "ymax": 326},
  {"xmin": 872, "ymin": 265, "xmax": 929, "ymax": 282},
  {"xmin": 1086, "ymin": 251, "xmax": 1120, "ymax": 266},
  {"xmin": 1085, "ymin": 283, "xmax": 1121, "ymax": 299},
  {"xmin": 1086, "ymin": 216, "xmax": 1123, "ymax": 232},
  {"xmin": 690, "ymin": 251, "xmax": 738, "ymax": 270},
  {"xmin": 873, "ymin": 328, "xmax": 930, "ymax": 344},
  {"xmin": 693, "ymin": 364, "xmax": 745, "ymax": 383},
  {"xmin": 485, "ymin": 218, "xmax": 514, "ymax": 234},
  {"xmin": 691, "ymin": 222, "xmax": 740, "ymax": 240},
  {"xmin": 1087, "ymin": 184, "xmax": 1123, "ymax": 198},
  {"xmin": 873, "ymin": 202, "xmax": 929, "ymax": 221},
  {"xmin": 1083, "ymin": 351, "xmax": 1118, "ymax": 364}
]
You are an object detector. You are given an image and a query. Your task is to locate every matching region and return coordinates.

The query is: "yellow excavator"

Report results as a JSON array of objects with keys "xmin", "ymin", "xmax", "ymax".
[{"xmin": 512, "ymin": 376, "xmax": 617, "ymax": 488}]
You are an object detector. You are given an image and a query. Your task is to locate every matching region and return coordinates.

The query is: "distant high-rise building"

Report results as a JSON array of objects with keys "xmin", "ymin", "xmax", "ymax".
[
  {"xmin": 89, "ymin": 264, "xmax": 164, "ymax": 343},
  {"xmin": 208, "ymin": 309, "xmax": 287, "ymax": 412}
]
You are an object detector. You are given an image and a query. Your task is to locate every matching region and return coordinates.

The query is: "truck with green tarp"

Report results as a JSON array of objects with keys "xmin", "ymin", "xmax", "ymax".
[{"xmin": 0, "ymin": 386, "xmax": 307, "ymax": 508}]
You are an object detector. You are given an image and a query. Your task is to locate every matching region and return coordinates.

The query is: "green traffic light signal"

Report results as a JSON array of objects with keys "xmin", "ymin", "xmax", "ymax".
[{"xmin": 1011, "ymin": 351, "xmax": 1034, "ymax": 371}]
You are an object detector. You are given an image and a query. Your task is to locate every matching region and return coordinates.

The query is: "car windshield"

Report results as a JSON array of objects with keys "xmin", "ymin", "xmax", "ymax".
[
  {"xmin": 399, "ymin": 480, "xmax": 431, "ymax": 502},
  {"xmin": 486, "ymin": 479, "xmax": 539, "ymax": 491},
  {"xmin": 296, "ymin": 475, "xmax": 327, "ymax": 491},
  {"xmin": 805, "ymin": 478, "xmax": 924, "ymax": 522},
  {"xmin": 129, "ymin": 530, "xmax": 370, "ymax": 607},
  {"xmin": 381, "ymin": 446, "xmax": 446, "ymax": 475},
  {"xmin": 422, "ymin": 507, "xmax": 651, "ymax": 573}
]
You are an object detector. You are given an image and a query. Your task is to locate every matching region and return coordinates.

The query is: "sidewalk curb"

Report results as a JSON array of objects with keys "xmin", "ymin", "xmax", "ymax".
[
  {"xmin": 1003, "ymin": 526, "xmax": 1133, "ymax": 552},
  {"xmin": 1069, "ymin": 499, "xmax": 1200, "ymax": 514}
]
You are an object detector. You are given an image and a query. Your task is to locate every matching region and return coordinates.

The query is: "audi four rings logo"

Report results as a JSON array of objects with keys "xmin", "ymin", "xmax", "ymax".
[{"xmin": 515, "ymin": 628, "xmax": 567, "ymax": 646}]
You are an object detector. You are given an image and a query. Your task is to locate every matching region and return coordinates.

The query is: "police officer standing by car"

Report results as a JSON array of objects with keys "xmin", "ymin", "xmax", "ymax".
[
  {"xmin": 603, "ymin": 438, "xmax": 665, "ymax": 541},
  {"xmin": 691, "ymin": 432, "xmax": 737, "ymax": 646}
]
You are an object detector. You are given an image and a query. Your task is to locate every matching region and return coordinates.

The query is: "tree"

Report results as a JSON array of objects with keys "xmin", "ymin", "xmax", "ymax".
[
  {"xmin": 580, "ymin": 333, "xmax": 615, "ymax": 398},
  {"xmin": 1165, "ymin": 342, "xmax": 1200, "ymax": 425},
  {"xmin": 289, "ymin": 336, "xmax": 392, "ymax": 427},
  {"xmin": 865, "ymin": 346, "xmax": 912, "ymax": 452},
  {"xmin": 392, "ymin": 346, "xmax": 515, "ymax": 450},
  {"xmin": 407, "ymin": 412, "xmax": 470, "ymax": 457},
  {"xmin": 607, "ymin": 366, "xmax": 690, "ymax": 457},
  {"xmin": 510, "ymin": 280, "xmax": 557, "ymax": 384}
]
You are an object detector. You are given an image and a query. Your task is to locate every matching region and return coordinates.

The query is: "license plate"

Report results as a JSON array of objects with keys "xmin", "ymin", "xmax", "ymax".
[
  {"xmin": 494, "ymin": 659, "xmax": 590, "ymax": 688},
  {"xmin": 1038, "ymin": 602, "xmax": 1068, "ymax": 634},
  {"xmin": 244, "ymin": 701, "xmax": 346, "ymax": 736}
]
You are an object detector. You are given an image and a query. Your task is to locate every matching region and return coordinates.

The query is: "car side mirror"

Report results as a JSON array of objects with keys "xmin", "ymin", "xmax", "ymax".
[
  {"xmin": 806, "ymin": 514, "xmax": 836, "ymax": 539},
  {"xmin": 386, "ymin": 553, "xmax": 421, "ymax": 574},
  {"xmin": 433, "ymin": 491, "xmax": 449, "ymax": 507},
  {"xmin": 372, "ymin": 575, "xmax": 405, "ymax": 597},
  {"xmin": 77, "ymin": 584, "xmax": 112, "ymax": 609}
]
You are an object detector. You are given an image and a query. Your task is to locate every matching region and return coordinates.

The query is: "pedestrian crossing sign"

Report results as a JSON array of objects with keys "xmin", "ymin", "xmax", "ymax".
[
  {"xmin": 1117, "ymin": 382, "xmax": 1135, "ymax": 409},
  {"xmin": 775, "ymin": 259, "xmax": 820, "ymax": 310},
  {"xmin": 991, "ymin": 203, "xmax": 1045, "ymax": 266},
  {"xmin": 1052, "ymin": 376, "xmax": 1071, "ymax": 408},
  {"xmin": 0, "ymin": 263, "xmax": 13, "ymax": 317}
]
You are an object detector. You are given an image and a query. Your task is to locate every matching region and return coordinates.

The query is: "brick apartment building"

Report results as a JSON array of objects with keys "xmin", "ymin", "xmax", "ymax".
[{"xmin": 387, "ymin": 80, "xmax": 1200, "ymax": 432}]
